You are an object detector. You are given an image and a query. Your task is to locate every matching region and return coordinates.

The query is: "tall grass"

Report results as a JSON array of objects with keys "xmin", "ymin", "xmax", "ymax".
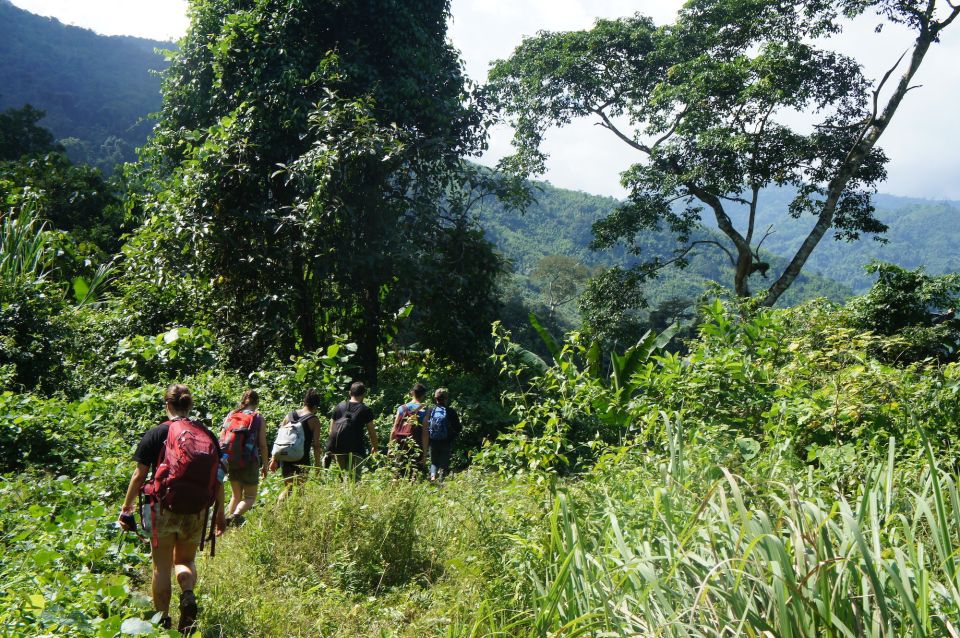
[
  {"xmin": 0, "ymin": 206, "xmax": 54, "ymax": 286},
  {"xmin": 502, "ymin": 436, "xmax": 960, "ymax": 637},
  {"xmin": 198, "ymin": 471, "xmax": 546, "ymax": 638}
]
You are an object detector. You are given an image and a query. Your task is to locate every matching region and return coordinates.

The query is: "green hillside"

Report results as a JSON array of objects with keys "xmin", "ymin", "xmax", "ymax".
[
  {"xmin": 0, "ymin": 0, "xmax": 168, "ymax": 170},
  {"xmin": 479, "ymin": 180, "xmax": 852, "ymax": 330},
  {"xmin": 718, "ymin": 188, "xmax": 960, "ymax": 293}
]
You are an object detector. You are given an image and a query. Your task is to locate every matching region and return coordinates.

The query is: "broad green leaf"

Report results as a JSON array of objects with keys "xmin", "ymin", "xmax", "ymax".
[
  {"xmin": 120, "ymin": 618, "xmax": 155, "ymax": 635},
  {"xmin": 72, "ymin": 276, "xmax": 89, "ymax": 303}
]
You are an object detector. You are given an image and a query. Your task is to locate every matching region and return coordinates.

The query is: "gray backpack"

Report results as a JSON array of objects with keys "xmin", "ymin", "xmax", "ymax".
[{"xmin": 271, "ymin": 410, "xmax": 308, "ymax": 462}]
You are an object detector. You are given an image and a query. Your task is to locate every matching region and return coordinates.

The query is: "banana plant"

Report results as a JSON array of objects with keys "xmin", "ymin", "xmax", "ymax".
[{"xmin": 609, "ymin": 322, "xmax": 679, "ymax": 395}]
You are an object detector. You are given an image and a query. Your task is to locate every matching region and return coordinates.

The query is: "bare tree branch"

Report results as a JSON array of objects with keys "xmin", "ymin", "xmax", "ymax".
[
  {"xmin": 872, "ymin": 49, "xmax": 909, "ymax": 124},
  {"xmin": 717, "ymin": 193, "xmax": 752, "ymax": 206},
  {"xmin": 938, "ymin": 3, "xmax": 960, "ymax": 30},
  {"xmin": 753, "ymin": 225, "xmax": 775, "ymax": 258},
  {"xmin": 687, "ymin": 239, "xmax": 737, "ymax": 267},
  {"xmin": 651, "ymin": 106, "xmax": 689, "ymax": 149},
  {"xmin": 591, "ymin": 108, "xmax": 652, "ymax": 154}
]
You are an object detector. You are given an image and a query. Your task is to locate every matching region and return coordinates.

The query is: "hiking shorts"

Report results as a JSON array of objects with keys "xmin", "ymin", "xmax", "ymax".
[
  {"xmin": 227, "ymin": 460, "xmax": 261, "ymax": 486},
  {"xmin": 155, "ymin": 508, "xmax": 205, "ymax": 545},
  {"xmin": 280, "ymin": 460, "xmax": 309, "ymax": 479}
]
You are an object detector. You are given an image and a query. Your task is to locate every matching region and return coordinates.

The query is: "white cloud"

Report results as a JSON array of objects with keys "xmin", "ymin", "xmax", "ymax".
[{"xmin": 7, "ymin": 0, "xmax": 960, "ymax": 199}]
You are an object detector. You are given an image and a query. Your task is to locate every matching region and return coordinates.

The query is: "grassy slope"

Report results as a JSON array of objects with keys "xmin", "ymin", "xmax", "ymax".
[{"xmin": 198, "ymin": 472, "xmax": 548, "ymax": 637}]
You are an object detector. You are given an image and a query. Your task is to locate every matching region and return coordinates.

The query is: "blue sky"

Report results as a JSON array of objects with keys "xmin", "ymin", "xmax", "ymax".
[{"xmin": 9, "ymin": 0, "xmax": 960, "ymax": 201}]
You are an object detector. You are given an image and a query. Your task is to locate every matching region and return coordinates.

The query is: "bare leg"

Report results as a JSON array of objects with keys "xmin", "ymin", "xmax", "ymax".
[
  {"xmin": 232, "ymin": 483, "xmax": 257, "ymax": 516},
  {"xmin": 173, "ymin": 535, "xmax": 198, "ymax": 593},
  {"xmin": 173, "ymin": 535, "xmax": 199, "ymax": 633},
  {"xmin": 277, "ymin": 469, "xmax": 304, "ymax": 502},
  {"xmin": 150, "ymin": 534, "xmax": 176, "ymax": 615},
  {"xmin": 227, "ymin": 480, "xmax": 243, "ymax": 517}
]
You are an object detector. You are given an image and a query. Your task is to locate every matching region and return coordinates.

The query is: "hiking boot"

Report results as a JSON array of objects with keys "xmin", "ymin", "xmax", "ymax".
[
  {"xmin": 227, "ymin": 513, "xmax": 245, "ymax": 528},
  {"xmin": 178, "ymin": 590, "xmax": 198, "ymax": 635},
  {"xmin": 158, "ymin": 615, "xmax": 172, "ymax": 630}
]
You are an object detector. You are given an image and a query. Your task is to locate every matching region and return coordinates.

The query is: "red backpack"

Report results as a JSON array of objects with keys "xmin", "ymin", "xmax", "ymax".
[
  {"xmin": 142, "ymin": 418, "xmax": 221, "ymax": 551},
  {"xmin": 220, "ymin": 410, "xmax": 259, "ymax": 470},
  {"xmin": 391, "ymin": 403, "xmax": 422, "ymax": 443}
]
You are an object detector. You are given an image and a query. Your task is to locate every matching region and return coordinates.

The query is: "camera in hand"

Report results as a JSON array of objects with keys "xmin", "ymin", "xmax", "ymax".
[{"xmin": 119, "ymin": 512, "xmax": 137, "ymax": 531}]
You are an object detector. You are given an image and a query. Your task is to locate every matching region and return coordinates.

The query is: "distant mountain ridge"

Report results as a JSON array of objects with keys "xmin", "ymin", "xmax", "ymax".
[
  {"xmin": 478, "ymin": 180, "xmax": 852, "ymax": 329},
  {"xmin": 480, "ymin": 178, "xmax": 960, "ymax": 325},
  {"xmin": 713, "ymin": 188, "xmax": 960, "ymax": 293},
  {"xmin": 0, "ymin": 1, "xmax": 169, "ymax": 168}
]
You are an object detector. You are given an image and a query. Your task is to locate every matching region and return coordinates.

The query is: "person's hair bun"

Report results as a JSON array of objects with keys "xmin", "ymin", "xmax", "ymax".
[{"xmin": 165, "ymin": 383, "xmax": 193, "ymax": 412}]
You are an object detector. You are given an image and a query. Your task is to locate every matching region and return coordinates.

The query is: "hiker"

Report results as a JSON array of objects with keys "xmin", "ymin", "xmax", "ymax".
[
  {"xmin": 327, "ymin": 381, "xmax": 378, "ymax": 475},
  {"xmin": 390, "ymin": 383, "xmax": 429, "ymax": 477},
  {"xmin": 427, "ymin": 387, "xmax": 461, "ymax": 482},
  {"xmin": 268, "ymin": 388, "xmax": 325, "ymax": 487},
  {"xmin": 117, "ymin": 384, "xmax": 226, "ymax": 634},
  {"xmin": 220, "ymin": 389, "xmax": 269, "ymax": 527}
]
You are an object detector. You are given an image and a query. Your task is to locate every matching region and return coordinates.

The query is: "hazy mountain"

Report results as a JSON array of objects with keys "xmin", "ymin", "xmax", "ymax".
[
  {"xmin": 0, "ymin": 1, "xmax": 169, "ymax": 169},
  {"xmin": 478, "ymin": 180, "xmax": 852, "ymax": 328},
  {"xmin": 718, "ymin": 188, "xmax": 960, "ymax": 293}
]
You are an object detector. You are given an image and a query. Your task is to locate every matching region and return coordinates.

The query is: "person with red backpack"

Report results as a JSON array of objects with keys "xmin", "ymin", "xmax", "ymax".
[
  {"xmin": 220, "ymin": 389, "xmax": 269, "ymax": 527},
  {"xmin": 117, "ymin": 384, "xmax": 226, "ymax": 634},
  {"xmin": 389, "ymin": 383, "xmax": 429, "ymax": 477}
]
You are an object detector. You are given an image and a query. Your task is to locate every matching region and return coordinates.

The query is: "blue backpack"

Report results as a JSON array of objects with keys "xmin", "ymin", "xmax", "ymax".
[{"xmin": 428, "ymin": 406, "xmax": 450, "ymax": 441}]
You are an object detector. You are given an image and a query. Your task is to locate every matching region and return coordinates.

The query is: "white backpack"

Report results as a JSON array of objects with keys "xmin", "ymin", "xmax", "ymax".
[{"xmin": 271, "ymin": 410, "xmax": 308, "ymax": 462}]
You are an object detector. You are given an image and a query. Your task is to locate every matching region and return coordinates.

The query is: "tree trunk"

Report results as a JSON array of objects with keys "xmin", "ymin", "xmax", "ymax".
[
  {"xmin": 734, "ymin": 247, "xmax": 753, "ymax": 297},
  {"xmin": 357, "ymin": 285, "xmax": 381, "ymax": 387},
  {"xmin": 296, "ymin": 279, "xmax": 318, "ymax": 353},
  {"xmin": 761, "ymin": 21, "xmax": 939, "ymax": 307}
]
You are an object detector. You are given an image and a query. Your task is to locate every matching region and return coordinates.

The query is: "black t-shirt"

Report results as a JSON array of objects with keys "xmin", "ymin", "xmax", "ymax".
[
  {"xmin": 133, "ymin": 423, "xmax": 170, "ymax": 469},
  {"xmin": 328, "ymin": 401, "xmax": 374, "ymax": 454},
  {"xmin": 133, "ymin": 419, "xmax": 220, "ymax": 473},
  {"xmin": 331, "ymin": 401, "xmax": 374, "ymax": 429}
]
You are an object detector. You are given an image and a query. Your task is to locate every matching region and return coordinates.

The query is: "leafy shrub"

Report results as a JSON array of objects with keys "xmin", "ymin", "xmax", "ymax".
[
  {"xmin": 0, "ymin": 277, "xmax": 71, "ymax": 393},
  {"xmin": 476, "ymin": 321, "xmax": 677, "ymax": 476},
  {"xmin": 0, "ymin": 462, "xmax": 155, "ymax": 637},
  {"xmin": 848, "ymin": 262, "xmax": 960, "ymax": 362},
  {"xmin": 247, "ymin": 341, "xmax": 355, "ymax": 418},
  {"xmin": 107, "ymin": 326, "xmax": 223, "ymax": 386}
]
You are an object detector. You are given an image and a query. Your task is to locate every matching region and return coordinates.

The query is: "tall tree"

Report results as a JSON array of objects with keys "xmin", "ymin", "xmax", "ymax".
[
  {"xmin": 129, "ymin": 0, "xmax": 504, "ymax": 380},
  {"xmin": 487, "ymin": 0, "xmax": 960, "ymax": 308},
  {"xmin": 531, "ymin": 255, "xmax": 592, "ymax": 320},
  {"xmin": 0, "ymin": 105, "xmax": 57, "ymax": 161}
]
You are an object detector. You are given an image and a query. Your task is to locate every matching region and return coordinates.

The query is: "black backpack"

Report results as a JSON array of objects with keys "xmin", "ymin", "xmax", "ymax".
[{"xmin": 327, "ymin": 402, "xmax": 358, "ymax": 452}]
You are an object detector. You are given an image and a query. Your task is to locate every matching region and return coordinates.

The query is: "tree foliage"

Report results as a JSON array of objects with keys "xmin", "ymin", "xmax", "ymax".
[
  {"xmin": 487, "ymin": 0, "xmax": 960, "ymax": 313},
  {"xmin": 129, "ymin": 0, "xmax": 508, "ymax": 378}
]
